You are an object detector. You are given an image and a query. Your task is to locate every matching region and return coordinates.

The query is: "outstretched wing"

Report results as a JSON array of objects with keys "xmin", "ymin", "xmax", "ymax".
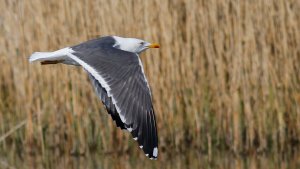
[{"xmin": 67, "ymin": 39, "xmax": 158, "ymax": 159}]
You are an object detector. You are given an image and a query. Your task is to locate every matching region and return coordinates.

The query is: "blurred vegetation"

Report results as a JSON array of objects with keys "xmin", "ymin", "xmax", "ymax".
[{"xmin": 0, "ymin": 0, "xmax": 299, "ymax": 159}]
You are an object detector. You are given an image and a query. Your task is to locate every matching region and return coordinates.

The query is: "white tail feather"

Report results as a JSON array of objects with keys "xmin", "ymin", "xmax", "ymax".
[
  {"xmin": 29, "ymin": 52, "xmax": 53, "ymax": 62},
  {"xmin": 29, "ymin": 47, "xmax": 73, "ymax": 63}
]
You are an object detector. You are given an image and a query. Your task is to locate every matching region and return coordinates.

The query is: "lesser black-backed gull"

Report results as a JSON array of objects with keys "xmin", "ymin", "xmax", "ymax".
[{"xmin": 29, "ymin": 36, "xmax": 159, "ymax": 159}]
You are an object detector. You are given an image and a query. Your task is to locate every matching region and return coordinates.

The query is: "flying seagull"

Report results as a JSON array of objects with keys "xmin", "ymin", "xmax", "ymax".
[{"xmin": 29, "ymin": 36, "xmax": 160, "ymax": 159}]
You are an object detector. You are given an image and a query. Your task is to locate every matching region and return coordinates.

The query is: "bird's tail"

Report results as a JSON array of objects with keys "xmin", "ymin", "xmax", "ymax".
[{"xmin": 29, "ymin": 48, "xmax": 73, "ymax": 65}]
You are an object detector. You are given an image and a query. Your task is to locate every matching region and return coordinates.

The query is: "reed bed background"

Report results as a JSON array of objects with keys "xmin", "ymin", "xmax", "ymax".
[{"xmin": 0, "ymin": 0, "xmax": 300, "ymax": 158}]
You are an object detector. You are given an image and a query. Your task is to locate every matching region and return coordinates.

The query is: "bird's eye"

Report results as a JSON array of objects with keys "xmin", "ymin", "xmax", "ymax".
[{"xmin": 140, "ymin": 42, "xmax": 145, "ymax": 45}]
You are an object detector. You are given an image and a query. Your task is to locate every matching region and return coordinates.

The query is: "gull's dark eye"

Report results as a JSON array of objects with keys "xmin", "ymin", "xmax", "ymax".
[{"xmin": 140, "ymin": 42, "xmax": 145, "ymax": 45}]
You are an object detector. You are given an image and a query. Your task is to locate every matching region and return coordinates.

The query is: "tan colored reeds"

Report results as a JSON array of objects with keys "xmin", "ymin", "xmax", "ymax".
[{"xmin": 0, "ymin": 0, "xmax": 299, "ymax": 156}]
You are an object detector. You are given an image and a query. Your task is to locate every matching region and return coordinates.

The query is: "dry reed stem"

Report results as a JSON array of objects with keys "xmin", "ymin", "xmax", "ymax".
[
  {"xmin": 0, "ymin": 0, "xmax": 299, "ymax": 155},
  {"xmin": 0, "ymin": 118, "xmax": 27, "ymax": 143}
]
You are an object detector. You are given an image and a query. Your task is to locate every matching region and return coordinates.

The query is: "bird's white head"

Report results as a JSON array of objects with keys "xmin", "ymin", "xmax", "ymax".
[{"xmin": 112, "ymin": 36, "xmax": 159, "ymax": 54}]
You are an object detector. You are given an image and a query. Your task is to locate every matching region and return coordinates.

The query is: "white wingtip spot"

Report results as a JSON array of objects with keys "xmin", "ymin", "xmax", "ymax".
[
  {"xmin": 153, "ymin": 147, "xmax": 158, "ymax": 157},
  {"xmin": 133, "ymin": 137, "xmax": 138, "ymax": 140},
  {"xmin": 150, "ymin": 158, "xmax": 153, "ymax": 160},
  {"xmin": 146, "ymin": 154, "xmax": 149, "ymax": 157},
  {"xmin": 127, "ymin": 127, "xmax": 132, "ymax": 132},
  {"xmin": 139, "ymin": 145, "xmax": 143, "ymax": 149}
]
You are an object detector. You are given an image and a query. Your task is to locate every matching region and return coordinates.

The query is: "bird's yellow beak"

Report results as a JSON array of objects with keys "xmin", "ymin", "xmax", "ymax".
[{"xmin": 148, "ymin": 43, "xmax": 160, "ymax": 48}]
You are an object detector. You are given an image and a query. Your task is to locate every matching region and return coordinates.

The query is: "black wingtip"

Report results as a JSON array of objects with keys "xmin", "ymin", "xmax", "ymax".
[
  {"xmin": 135, "ymin": 139, "xmax": 158, "ymax": 159},
  {"xmin": 143, "ymin": 147, "xmax": 158, "ymax": 159}
]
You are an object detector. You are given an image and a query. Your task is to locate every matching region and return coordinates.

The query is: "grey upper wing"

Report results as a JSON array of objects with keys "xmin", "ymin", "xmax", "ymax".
[
  {"xmin": 69, "ymin": 41, "xmax": 158, "ymax": 159},
  {"xmin": 88, "ymin": 73, "xmax": 126, "ymax": 130}
]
